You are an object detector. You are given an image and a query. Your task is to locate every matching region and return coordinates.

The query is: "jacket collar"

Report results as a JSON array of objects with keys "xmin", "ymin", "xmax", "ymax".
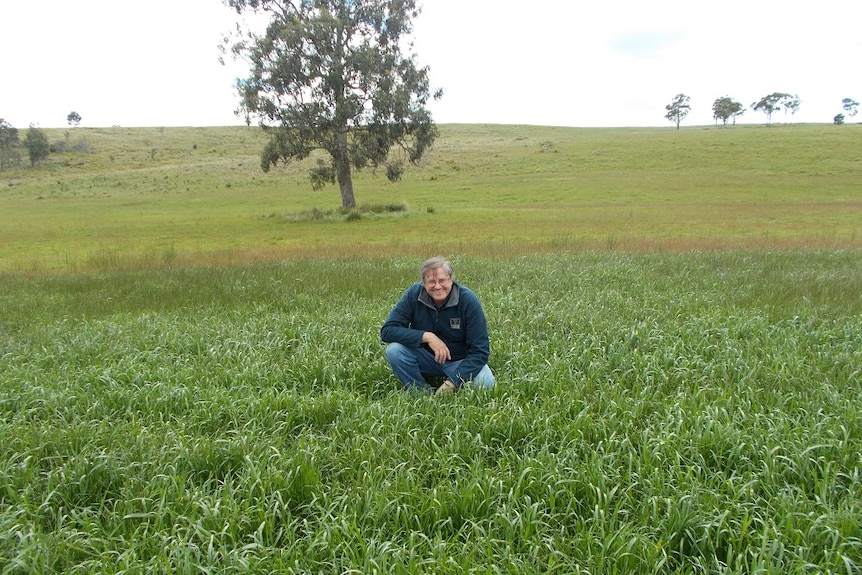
[{"xmin": 418, "ymin": 282, "xmax": 460, "ymax": 309}]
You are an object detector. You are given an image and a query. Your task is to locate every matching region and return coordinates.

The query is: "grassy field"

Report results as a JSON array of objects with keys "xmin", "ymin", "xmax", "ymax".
[
  {"xmin": 1, "ymin": 253, "xmax": 860, "ymax": 573},
  {"xmin": 1, "ymin": 124, "xmax": 861, "ymax": 573},
  {"xmin": 1, "ymin": 123, "xmax": 860, "ymax": 272}
]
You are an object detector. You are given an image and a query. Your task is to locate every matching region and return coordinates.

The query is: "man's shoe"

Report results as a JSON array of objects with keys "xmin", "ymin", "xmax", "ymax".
[{"xmin": 435, "ymin": 380, "xmax": 456, "ymax": 396}]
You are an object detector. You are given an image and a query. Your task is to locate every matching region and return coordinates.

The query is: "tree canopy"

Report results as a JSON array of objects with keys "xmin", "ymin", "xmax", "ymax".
[
  {"xmin": 751, "ymin": 92, "xmax": 792, "ymax": 125},
  {"xmin": 782, "ymin": 95, "xmax": 801, "ymax": 123},
  {"xmin": 23, "ymin": 125, "xmax": 50, "ymax": 166},
  {"xmin": 222, "ymin": 0, "xmax": 441, "ymax": 208}
]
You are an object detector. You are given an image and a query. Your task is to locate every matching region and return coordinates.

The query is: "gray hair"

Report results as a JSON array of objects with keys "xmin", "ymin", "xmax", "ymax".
[{"xmin": 420, "ymin": 256, "xmax": 454, "ymax": 282}]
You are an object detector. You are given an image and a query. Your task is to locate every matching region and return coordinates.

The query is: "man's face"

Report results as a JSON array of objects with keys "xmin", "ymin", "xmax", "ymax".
[{"xmin": 423, "ymin": 266, "xmax": 453, "ymax": 305}]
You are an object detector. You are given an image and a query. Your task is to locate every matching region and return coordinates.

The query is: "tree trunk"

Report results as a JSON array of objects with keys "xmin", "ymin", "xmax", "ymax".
[
  {"xmin": 338, "ymin": 169, "xmax": 356, "ymax": 209},
  {"xmin": 336, "ymin": 128, "xmax": 356, "ymax": 208}
]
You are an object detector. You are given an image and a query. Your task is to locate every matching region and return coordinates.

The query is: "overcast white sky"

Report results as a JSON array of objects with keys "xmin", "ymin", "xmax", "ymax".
[{"xmin": 3, "ymin": 0, "xmax": 861, "ymax": 129}]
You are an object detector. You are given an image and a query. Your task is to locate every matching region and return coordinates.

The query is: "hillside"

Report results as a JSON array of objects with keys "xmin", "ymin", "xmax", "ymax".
[{"xmin": 1, "ymin": 124, "xmax": 860, "ymax": 273}]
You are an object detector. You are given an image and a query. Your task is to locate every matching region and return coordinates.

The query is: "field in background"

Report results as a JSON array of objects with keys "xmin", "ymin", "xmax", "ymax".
[{"xmin": 1, "ymin": 123, "xmax": 860, "ymax": 272}]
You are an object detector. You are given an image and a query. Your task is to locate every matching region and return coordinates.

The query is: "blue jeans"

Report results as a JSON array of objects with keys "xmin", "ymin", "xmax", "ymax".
[{"xmin": 384, "ymin": 342, "xmax": 495, "ymax": 392}]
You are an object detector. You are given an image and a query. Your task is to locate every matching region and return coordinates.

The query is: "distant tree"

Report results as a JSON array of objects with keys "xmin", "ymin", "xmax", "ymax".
[
  {"xmin": 67, "ymin": 111, "xmax": 82, "ymax": 126},
  {"xmin": 0, "ymin": 118, "xmax": 21, "ymax": 170},
  {"xmin": 834, "ymin": 114, "xmax": 845, "ymax": 125},
  {"xmin": 712, "ymin": 96, "xmax": 744, "ymax": 126},
  {"xmin": 222, "ymin": 0, "xmax": 442, "ymax": 209},
  {"xmin": 23, "ymin": 125, "xmax": 50, "ymax": 166},
  {"xmin": 665, "ymin": 93, "xmax": 691, "ymax": 129},
  {"xmin": 751, "ymin": 92, "xmax": 790, "ymax": 125},
  {"xmin": 842, "ymin": 98, "xmax": 859, "ymax": 117},
  {"xmin": 782, "ymin": 94, "xmax": 801, "ymax": 123}
]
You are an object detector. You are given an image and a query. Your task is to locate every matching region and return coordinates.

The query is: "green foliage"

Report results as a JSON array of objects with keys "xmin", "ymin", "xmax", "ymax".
[
  {"xmin": 308, "ymin": 156, "xmax": 336, "ymax": 191},
  {"xmin": 23, "ymin": 125, "xmax": 50, "ymax": 166},
  {"xmin": 842, "ymin": 98, "xmax": 859, "ymax": 117},
  {"xmin": 225, "ymin": 0, "xmax": 441, "ymax": 208},
  {"xmin": 67, "ymin": 111, "xmax": 82, "ymax": 126},
  {"xmin": 712, "ymin": 96, "xmax": 745, "ymax": 126},
  {"xmin": 0, "ymin": 118, "xmax": 21, "ymax": 170},
  {"xmin": 385, "ymin": 159, "xmax": 404, "ymax": 181},
  {"xmin": 664, "ymin": 93, "xmax": 691, "ymax": 129},
  {"xmin": 1, "ymin": 252, "xmax": 860, "ymax": 573},
  {"xmin": 751, "ymin": 92, "xmax": 796, "ymax": 125},
  {"xmin": 783, "ymin": 94, "xmax": 802, "ymax": 121},
  {"xmin": 279, "ymin": 201, "xmax": 408, "ymax": 222}
]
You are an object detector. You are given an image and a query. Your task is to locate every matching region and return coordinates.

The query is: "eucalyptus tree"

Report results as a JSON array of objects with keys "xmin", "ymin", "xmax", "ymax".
[
  {"xmin": 665, "ymin": 93, "xmax": 691, "ymax": 129},
  {"xmin": 23, "ymin": 125, "xmax": 50, "ymax": 166},
  {"xmin": 0, "ymin": 118, "xmax": 20, "ymax": 170},
  {"xmin": 842, "ymin": 97, "xmax": 859, "ymax": 118},
  {"xmin": 712, "ymin": 96, "xmax": 744, "ymax": 126},
  {"xmin": 782, "ymin": 94, "xmax": 801, "ymax": 123},
  {"xmin": 222, "ymin": 0, "xmax": 442, "ymax": 208},
  {"xmin": 751, "ymin": 92, "xmax": 790, "ymax": 125}
]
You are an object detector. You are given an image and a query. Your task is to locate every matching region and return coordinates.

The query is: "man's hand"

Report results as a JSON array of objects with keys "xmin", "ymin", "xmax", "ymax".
[{"xmin": 422, "ymin": 332, "xmax": 451, "ymax": 363}]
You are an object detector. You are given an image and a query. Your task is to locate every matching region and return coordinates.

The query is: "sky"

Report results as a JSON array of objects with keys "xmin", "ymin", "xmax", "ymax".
[{"xmin": 2, "ymin": 0, "xmax": 861, "ymax": 129}]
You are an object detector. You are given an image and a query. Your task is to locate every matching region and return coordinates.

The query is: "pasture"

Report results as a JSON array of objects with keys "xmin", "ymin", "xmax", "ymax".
[
  {"xmin": 1, "ymin": 123, "xmax": 859, "ymax": 272},
  {"xmin": 0, "ymin": 124, "xmax": 860, "ymax": 573}
]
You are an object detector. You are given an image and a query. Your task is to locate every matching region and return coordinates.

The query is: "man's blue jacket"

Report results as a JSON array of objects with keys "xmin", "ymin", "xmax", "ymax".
[{"xmin": 381, "ymin": 282, "xmax": 490, "ymax": 383}]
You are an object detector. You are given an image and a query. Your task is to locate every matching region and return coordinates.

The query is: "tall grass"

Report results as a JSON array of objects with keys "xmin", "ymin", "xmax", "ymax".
[{"xmin": 1, "ymin": 252, "xmax": 860, "ymax": 573}]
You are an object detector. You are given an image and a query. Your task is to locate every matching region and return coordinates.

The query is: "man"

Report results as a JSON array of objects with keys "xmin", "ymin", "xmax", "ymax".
[{"xmin": 381, "ymin": 256, "xmax": 495, "ymax": 395}]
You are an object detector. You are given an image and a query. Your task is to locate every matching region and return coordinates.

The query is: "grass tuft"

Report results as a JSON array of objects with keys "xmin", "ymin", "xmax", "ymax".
[{"xmin": 279, "ymin": 202, "xmax": 410, "ymax": 223}]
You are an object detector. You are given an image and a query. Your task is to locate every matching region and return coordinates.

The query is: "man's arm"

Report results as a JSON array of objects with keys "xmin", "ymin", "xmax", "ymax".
[{"xmin": 380, "ymin": 284, "xmax": 425, "ymax": 347}]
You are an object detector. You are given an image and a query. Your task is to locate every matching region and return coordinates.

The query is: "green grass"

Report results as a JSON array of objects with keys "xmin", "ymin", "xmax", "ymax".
[
  {"xmin": 1, "ymin": 124, "xmax": 860, "ymax": 273},
  {"xmin": 1, "ymin": 123, "xmax": 861, "ymax": 572},
  {"xmin": 1, "ymin": 253, "xmax": 860, "ymax": 573}
]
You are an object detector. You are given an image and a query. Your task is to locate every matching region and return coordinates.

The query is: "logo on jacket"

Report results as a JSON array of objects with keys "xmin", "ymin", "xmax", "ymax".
[{"xmin": 450, "ymin": 318, "xmax": 461, "ymax": 330}]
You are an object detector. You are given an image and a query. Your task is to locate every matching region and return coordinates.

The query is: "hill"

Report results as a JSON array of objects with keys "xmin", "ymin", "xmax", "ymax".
[{"xmin": 1, "ymin": 123, "xmax": 860, "ymax": 273}]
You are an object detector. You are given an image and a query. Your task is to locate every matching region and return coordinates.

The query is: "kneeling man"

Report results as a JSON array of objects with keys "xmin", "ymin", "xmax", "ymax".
[{"xmin": 381, "ymin": 256, "xmax": 495, "ymax": 395}]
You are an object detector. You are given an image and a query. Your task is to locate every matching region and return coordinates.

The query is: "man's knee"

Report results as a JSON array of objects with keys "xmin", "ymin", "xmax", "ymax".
[
  {"xmin": 384, "ymin": 342, "xmax": 408, "ymax": 363},
  {"xmin": 470, "ymin": 365, "xmax": 496, "ymax": 389}
]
